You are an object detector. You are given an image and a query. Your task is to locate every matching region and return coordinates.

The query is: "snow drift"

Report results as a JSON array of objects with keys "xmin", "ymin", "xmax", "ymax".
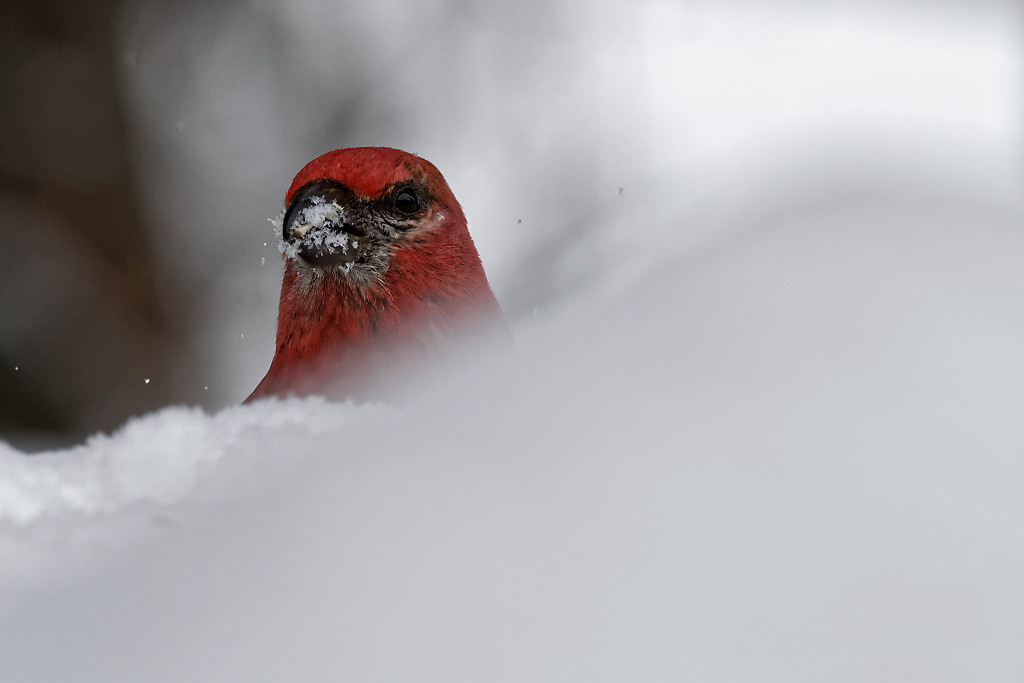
[{"xmin": 3, "ymin": 190, "xmax": 1024, "ymax": 681}]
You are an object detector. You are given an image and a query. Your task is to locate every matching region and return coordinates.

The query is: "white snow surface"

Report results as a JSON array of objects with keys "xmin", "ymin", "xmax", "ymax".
[
  {"xmin": 0, "ymin": 399, "xmax": 368, "ymax": 526},
  {"xmin": 3, "ymin": 196, "xmax": 1024, "ymax": 681}
]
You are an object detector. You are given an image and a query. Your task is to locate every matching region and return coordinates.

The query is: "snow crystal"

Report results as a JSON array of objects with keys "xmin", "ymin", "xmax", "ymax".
[{"xmin": 275, "ymin": 197, "xmax": 352, "ymax": 263}]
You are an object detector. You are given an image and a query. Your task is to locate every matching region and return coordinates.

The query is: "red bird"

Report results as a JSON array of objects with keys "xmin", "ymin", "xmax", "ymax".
[{"xmin": 246, "ymin": 147, "xmax": 505, "ymax": 403}]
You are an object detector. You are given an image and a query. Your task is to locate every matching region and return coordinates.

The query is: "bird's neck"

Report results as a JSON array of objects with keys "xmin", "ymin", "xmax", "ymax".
[{"xmin": 248, "ymin": 236, "xmax": 501, "ymax": 401}]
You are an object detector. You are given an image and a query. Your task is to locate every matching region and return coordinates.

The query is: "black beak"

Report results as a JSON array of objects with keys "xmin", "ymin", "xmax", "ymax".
[{"xmin": 283, "ymin": 180, "xmax": 366, "ymax": 268}]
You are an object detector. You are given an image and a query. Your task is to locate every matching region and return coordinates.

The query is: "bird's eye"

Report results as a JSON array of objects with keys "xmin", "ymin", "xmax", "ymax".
[{"xmin": 394, "ymin": 188, "xmax": 420, "ymax": 215}]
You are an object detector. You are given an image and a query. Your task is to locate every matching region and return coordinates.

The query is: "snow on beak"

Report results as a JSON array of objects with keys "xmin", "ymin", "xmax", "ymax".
[{"xmin": 278, "ymin": 181, "xmax": 366, "ymax": 269}]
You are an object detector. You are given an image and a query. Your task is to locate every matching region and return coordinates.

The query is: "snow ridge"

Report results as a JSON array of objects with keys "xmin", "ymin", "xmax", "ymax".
[{"xmin": 0, "ymin": 397, "xmax": 372, "ymax": 526}]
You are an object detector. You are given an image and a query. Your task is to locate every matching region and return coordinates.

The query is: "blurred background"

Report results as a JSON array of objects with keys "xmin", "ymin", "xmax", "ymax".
[{"xmin": 1, "ymin": 0, "xmax": 1021, "ymax": 449}]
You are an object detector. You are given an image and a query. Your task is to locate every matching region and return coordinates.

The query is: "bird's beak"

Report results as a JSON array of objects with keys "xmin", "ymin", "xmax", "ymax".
[{"xmin": 282, "ymin": 180, "xmax": 367, "ymax": 269}]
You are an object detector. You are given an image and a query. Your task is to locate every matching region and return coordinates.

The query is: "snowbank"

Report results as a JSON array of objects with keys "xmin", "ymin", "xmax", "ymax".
[
  {"xmin": 2, "ymin": 196, "xmax": 1024, "ymax": 681},
  {"xmin": 0, "ymin": 399, "xmax": 382, "ymax": 526}
]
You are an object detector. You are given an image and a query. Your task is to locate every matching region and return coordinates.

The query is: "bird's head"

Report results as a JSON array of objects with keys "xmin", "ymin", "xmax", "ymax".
[
  {"xmin": 246, "ymin": 147, "xmax": 504, "ymax": 403},
  {"xmin": 276, "ymin": 147, "xmax": 474, "ymax": 293}
]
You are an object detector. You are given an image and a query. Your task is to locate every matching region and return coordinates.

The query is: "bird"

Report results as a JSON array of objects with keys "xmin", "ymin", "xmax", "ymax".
[{"xmin": 245, "ymin": 147, "xmax": 506, "ymax": 403}]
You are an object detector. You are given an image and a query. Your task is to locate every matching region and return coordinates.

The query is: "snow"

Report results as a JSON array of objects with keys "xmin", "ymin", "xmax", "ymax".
[
  {"xmin": 277, "ymin": 197, "xmax": 353, "ymax": 263},
  {"xmin": 3, "ymin": 195, "xmax": 1024, "ymax": 680},
  {"xmin": 0, "ymin": 399, "xmax": 372, "ymax": 526}
]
